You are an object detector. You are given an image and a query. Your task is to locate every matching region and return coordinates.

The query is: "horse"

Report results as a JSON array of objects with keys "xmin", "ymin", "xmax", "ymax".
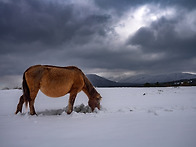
[{"xmin": 15, "ymin": 65, "xmax": 102, "ymax": 115}]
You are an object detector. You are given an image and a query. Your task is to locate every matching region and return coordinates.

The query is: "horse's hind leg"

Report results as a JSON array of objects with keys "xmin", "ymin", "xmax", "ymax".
[
  {"xmin": 15, "ymin": 95, "xmax": 24, "ymax": 114},
  {"xmin": 29, "ymin": 99, "xmax": 36, "ymax": 115},
  {"xmin": 29, "ymin": 89, "xmax": 39, "ymax": 115}
]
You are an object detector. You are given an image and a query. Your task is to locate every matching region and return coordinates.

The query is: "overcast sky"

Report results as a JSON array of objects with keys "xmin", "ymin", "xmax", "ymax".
[{"xmin": 0, "ymin": 0, "xmax": 196, "ymax": 80}]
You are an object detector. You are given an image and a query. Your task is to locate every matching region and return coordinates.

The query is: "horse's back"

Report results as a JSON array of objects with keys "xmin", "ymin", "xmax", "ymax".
[
  {"xmin": 25, "ymin": 65, "xmax": 45, "ymax": 87},
  {"xmin": 25, "ymin": 65, "xmax": 84, "ymax": 97}
]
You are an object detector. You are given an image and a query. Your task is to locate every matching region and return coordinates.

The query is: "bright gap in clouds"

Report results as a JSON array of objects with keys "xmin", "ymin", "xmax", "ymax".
[{"xmin": 115, "ymin": 4, "xmax": 176, "ymax": 42}]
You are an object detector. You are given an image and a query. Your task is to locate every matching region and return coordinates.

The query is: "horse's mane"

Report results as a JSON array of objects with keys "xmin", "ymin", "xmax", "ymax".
[{"xmin": 83, "ymin": 74, "xmax": 97, "ymax": 98}]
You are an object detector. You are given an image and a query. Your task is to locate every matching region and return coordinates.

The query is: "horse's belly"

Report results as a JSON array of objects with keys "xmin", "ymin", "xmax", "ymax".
[{"xmin": 40, "ymin": 85, "xmax": 70, "ymax": 98}]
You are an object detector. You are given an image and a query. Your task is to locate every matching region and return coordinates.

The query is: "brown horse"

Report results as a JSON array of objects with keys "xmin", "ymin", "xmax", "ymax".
[{"xmin": 15, "ymin": 65, "xmax": 102, "ymax": 115}]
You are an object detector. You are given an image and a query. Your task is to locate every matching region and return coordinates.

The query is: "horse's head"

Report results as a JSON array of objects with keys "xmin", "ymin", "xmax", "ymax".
[{"xmin": 88, "ymin": 93, "xmax": 102, "ymax": 111}]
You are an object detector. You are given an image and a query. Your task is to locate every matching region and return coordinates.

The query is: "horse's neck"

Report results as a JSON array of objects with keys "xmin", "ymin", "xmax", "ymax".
[
  {"xmin": 83, "ymin": 81, "xmax": 97, "ymax": 99},
  {"xmin": 83, "ymin": 87, "xmax": 97, "ymax": 99}
]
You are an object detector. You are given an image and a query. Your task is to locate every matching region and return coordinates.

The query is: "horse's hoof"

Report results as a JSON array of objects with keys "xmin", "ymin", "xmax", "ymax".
[
  {"xmin": 15, "ymin": 109, "xmax": 21, "ymax": 114},
  {"xmin": 30, "ymin": 112, "xmax": 37, "ymax": 116},
  {"xmin": 67, "ymin": 110, "xmax": 72, "ymax": 115},
  {"xmin": 15, "ymin": 111, "xmax": 19, "ymax": 114}
]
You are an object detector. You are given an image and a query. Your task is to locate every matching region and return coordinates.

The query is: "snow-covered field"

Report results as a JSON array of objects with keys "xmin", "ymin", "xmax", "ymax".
[{"xmin": 0, "ymin": 87, "xmax": 196, "ymax": 147}]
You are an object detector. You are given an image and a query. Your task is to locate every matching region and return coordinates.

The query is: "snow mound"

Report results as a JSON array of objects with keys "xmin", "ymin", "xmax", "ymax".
[
  {"xmin": 73, "ymin": 103, "xmax": 92, "ymax": 113},
  {"xmin": 72, "ymin": 104, "xmax": 100, "ymax": 113},
  {"xmin": 37, "ymin": 108, "xmax": 65, "ymax": 116},
  {"xmin": 36, "ymin": 104, "xmax": 95, "ymax": 115}
]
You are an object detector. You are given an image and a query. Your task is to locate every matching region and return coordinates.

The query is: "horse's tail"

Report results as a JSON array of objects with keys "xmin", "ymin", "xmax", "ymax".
[{"xmin": 22, "ymin": 72, "xmax": 30, "ymax": 108}]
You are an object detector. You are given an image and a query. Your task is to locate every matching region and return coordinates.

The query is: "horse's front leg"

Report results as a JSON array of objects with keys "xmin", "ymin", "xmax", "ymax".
[{"xmin": 67, "ymin": 92, "xmax": 77, "ymax": 114}]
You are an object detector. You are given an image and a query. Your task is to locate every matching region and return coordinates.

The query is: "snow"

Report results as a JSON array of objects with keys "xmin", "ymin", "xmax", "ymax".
[{"xmin": 0, "ymin": 87, "xmax": 196, "ymax": 147}]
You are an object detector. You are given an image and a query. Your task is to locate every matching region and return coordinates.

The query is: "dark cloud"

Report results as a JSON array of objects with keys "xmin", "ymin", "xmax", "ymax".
[
  {"xmin": 0, "ymin": 0, "xmax": 196, "ymax": 79},
  {"xmin": 95, "ymin": 0, "xmax": 196, "ymax": 11},
  {"xmin": 127, "ymin": 15, "xmax": 196, "ymax": 73},
  {"xmin": 0, "ymin": 0, "xmax": 114, "ymax": 76},
  {"xmin": 0, "ymin": 0, "xmax": 111, "ymax": 49},
  {"xmin": 129, "ymin": 16, "xmax": 196, "ymax": 54}
]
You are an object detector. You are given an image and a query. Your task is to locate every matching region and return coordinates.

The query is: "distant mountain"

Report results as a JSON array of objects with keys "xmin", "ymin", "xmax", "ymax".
[
  {"xmin": 119, "ymin": 73, "xmax": 196, "ymax": 84},
  {"xmin": 86, "ymin": 74, "xmax": 120, "ymax": 87},
  {"xmin": 86, "ymin": 73, "xmax": 196, "ymax": 87}
]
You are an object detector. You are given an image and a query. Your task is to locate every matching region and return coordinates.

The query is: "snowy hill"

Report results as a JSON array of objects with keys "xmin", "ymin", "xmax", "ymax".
[
  {"xmin": 86, "ymin": 74, "xmax": 120, "ymax": 87},
  {"xmin": 86, "ymin": 74, "xmax": 139, "ymax": 87},
  {"xmin": 86, "ymin": 73, "xmax": 196, "ymax": 87},
  {"xmin": 119, "ymin": 73, "xmax": 196, "ymax": 84}
]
